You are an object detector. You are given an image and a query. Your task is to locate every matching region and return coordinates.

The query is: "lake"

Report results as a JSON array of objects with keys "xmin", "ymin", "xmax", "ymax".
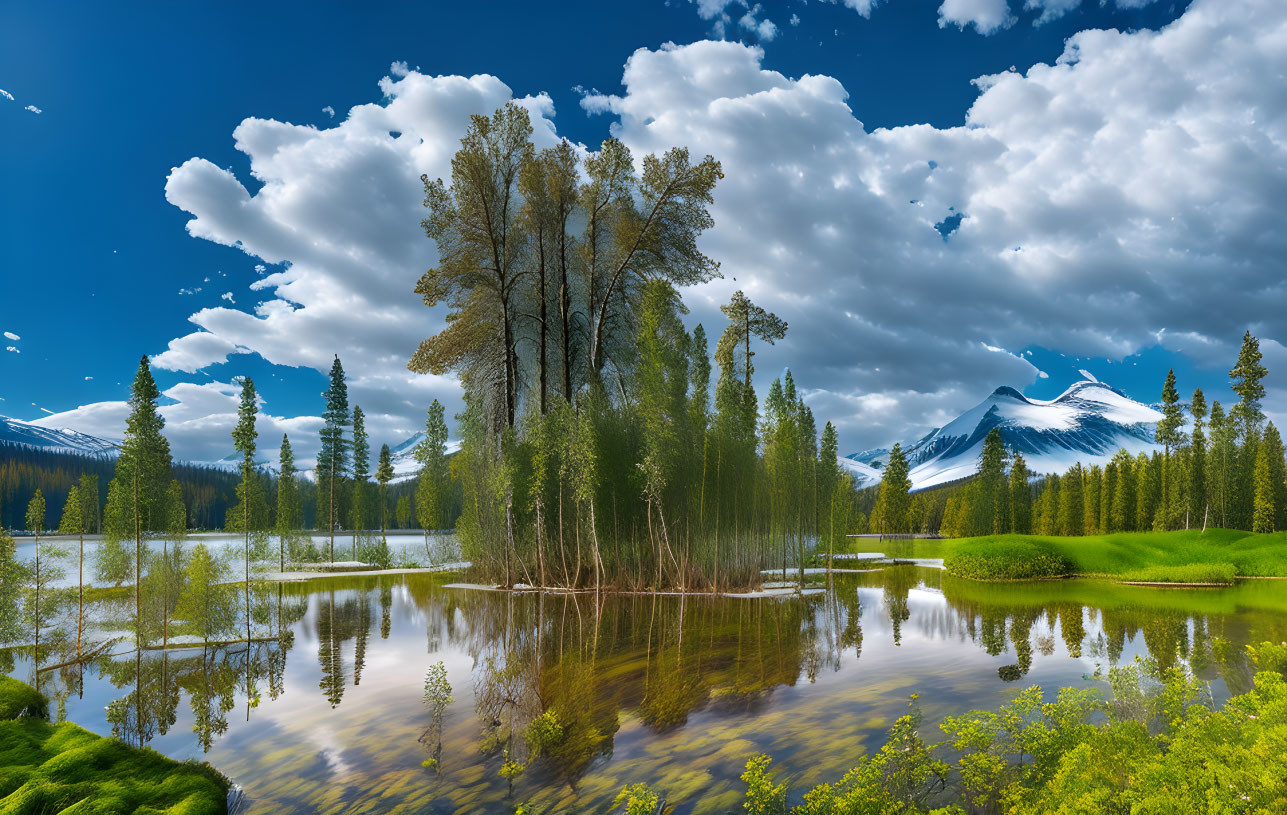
[{"xmin": 7, "ymin": 564, "xmax": 1287, "ymax": 813}]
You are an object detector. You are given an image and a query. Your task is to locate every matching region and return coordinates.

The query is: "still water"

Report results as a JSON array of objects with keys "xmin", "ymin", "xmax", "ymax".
[{"xmin": 10, "ymin": 567, "xmax": 1287, "ymax": 814}]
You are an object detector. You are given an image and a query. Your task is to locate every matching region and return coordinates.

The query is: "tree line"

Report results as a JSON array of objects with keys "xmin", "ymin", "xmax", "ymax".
[
  {"xmin": 408, "ymin": 103, "xmax": 865, "ymax": 591},
  {"xmin": 869, "ymin": 332, "xmax": 1282, "ymax": 537}
]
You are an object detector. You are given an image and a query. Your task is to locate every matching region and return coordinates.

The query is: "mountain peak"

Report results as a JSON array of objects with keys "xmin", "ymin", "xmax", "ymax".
[{"xmin": 846, "ymin": 377, "xmax": 1162, "ymax": 490}]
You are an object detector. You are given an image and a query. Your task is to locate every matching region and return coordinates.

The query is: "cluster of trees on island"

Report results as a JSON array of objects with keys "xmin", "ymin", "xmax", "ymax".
[{"xmin": 408, "ymin": 103, "xmax": 866, "ymax": 591}]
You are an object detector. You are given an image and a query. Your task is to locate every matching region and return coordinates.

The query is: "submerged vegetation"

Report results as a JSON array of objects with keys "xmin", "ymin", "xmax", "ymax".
[
  {"xmin": 609, "ymin": 644, "xmax": 1287, "ymax": 814},
  {"xmin": 0, "ymin": 676, "xmax": 229, "ymax": 813}
]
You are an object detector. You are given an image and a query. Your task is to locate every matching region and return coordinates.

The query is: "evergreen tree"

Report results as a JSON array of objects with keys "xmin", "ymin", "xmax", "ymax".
[
  {"xmin": 24, "ymin": 489, "xmax": 64, "ymax": 677},
  {"xmin": 1189, "ymin": 388, "xmax": 1208, "ymax": 528},
  {"xmin": 177, "ymin": 544, "xmax": 235, "ymax": 646},
  {"xmin": 1110, "ymin": 450, "xmax": 1135, "ymax": 531},
  {"xmin": 1209, "ymin": 401, "xmax": 1235, "ymax": 528},
  {"xmin": 874, "ymin": 444, "xmax": 911, "ymax": 535},
  {"xmin": 1262, "ymin": 422, "xmax": 1287, "ymax": 531},
  {"xmin": 1009, "ymin": 453, "xmax": 1031, "ymax": 534},
  {"xmin": 1252, "ymin": 447, "xmax": 1275, "ymax": 533},
  {"xmin": 376, "ymin": 444, "xmax": 394, "ymax": 537},
  {"xmin": 103, "ymin": 356, "xmax": 173, "ymax": 649},
  {"xmin": 1154, "ymin": 369, "xmax": 1185, "ymax": 531},
  {"xmin": 1230, "ymin": 331, "xmax": 1268, "ymax": 441},
  {"xmin": 396, "ymin": 496, "xmax": 411, "ymax": 529},
  {"xmin": 975, "ymin": 428, "xmax": 1007, "ymax": 535},
  {"xmin": 275, "ymin": 435, "xmax": 298, "ymax": 571},
  {"xmin": 230, "ymin": 376, "xmax": 258, "ymax": 643},
  {"xmin": 317, "ymin": 356, "xmax": 350, "ymax": 561},
  {"xmin": 351, "ymin": 404, "xmax": 370, "ymax": 557},
  {"xmin": 415, "ymin": 400, "xmax": 450, "ymax": 554},
  {"xmin": 1056, "ymin": 464, "xmax": 1084, "ymax": 536},
  {"xmin": 58, "ymin": 483, "xmax": 90, "ymax": 656}
]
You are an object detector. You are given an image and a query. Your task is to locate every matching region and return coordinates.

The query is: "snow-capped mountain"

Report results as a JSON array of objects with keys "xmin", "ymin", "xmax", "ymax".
[
  {"xmin": 842, "ymin": 376, "xmax": 1163, "ymax": 491},
  {"xmin": 0, "ymin": 415, "xmax": 120, "ymax": 457}
]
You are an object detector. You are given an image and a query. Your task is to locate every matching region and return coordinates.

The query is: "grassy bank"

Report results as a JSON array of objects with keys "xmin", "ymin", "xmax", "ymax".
[
  {"xmin": 932, "ymin": 529, "xmax": 1287, "ymax": 581},
  {"xmin": 0, "ymin": 676, "xmax": 229, "ymax": 813}
]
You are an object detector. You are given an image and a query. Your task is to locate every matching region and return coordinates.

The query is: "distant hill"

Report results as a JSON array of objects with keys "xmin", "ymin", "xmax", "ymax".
[{"xmin": 0, "ymin": 415, "xmax": 120, "ymax": 458}]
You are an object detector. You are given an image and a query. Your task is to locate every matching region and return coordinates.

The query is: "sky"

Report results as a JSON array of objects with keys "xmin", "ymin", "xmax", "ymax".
[{"xmin": 3, "ymin": 0, "xmax": 1286, "ymax": 466}]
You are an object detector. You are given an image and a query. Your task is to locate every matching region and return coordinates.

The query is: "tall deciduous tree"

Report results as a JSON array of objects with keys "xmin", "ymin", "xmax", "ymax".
[
  {"xmin": 317, "ymin": 356, "xmax": 350, "ymax": 561},
  {"xmin": 413, "ymin": 103, "xmax": 533, "ymax": 431}
]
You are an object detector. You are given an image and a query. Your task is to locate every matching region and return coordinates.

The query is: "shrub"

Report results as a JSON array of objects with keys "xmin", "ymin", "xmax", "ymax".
[{"xmin": 944, "ymin": 539, "xmax": 1072, "ymax": 581}]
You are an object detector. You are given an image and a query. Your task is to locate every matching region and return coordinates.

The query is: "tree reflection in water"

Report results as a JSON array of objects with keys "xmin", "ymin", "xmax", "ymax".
[{"xmin": 11, "ymin": 567, "xmax": 1287, "ymax": 813}]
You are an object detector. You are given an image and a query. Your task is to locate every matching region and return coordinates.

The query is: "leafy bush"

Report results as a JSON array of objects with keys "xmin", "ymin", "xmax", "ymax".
[
  {"xmin": 1119, "ymin": 563, "xmax": 1236, "ymax": 585},
  {"xmin": 944, "ymin": 539, "xmax": 1072, "ymax": 581},
  {"xmin": 719, "ymin": 650, "xmax": 1287, "ymax": 814}
]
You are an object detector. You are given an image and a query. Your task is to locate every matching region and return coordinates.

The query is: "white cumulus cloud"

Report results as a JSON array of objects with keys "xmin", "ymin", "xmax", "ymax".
[
  {"xmin": 322, "ymin": 105, "xmax": 335, "ymax": 118},
  {"xmin": 0, "ymin": 89, "xmax": 13, "ymax": 101},
  {"xmin": 3, "ymin": 331, "xmax": 18, "ymax": 341},
  {"xmin": 44, "ymin": 0, "xmax": 1287, "ymax": 459},
  {"xmin": 24, "ymin": 104, "xmax": 41, "ymax": 114},
  {"xmin": 938, "ymin": 0, "xmax": 1016, "ymax": 34}
]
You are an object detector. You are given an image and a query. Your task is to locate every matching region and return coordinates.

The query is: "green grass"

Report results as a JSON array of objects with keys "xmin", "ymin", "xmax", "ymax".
[
  {"xmin": 942, "ymin": 538, "xmax": 1073, "ymax": 581},
  {"xmin": 0, "ymin": 676, "xmax": 229, "ymax": 814},
  {"xmin": 922, "ymin": 529, "xmax": 1287, "ymax": 581},
  {"xmin": 1119, "ymin": 562, "xmax": 1237, "ymax": 585}
]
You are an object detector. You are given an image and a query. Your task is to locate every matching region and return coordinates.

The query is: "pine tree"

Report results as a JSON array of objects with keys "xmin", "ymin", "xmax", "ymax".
[
  {"xmin": 1209, "ymin": 401, "xmax": 1234, "ymax": 528},
  {"xmin": 351, "ymin": 404, "xmax": 370, "ymax": 558},
  {"xmin": 976, "ymin": 428, "xmax": 1007, "ymax": 535},
  {"xmin": 24, "ymin": 489, "xmax": 54, "ymax": 673},
  {"xmin": 1262, "ymin": 423, "xmax": 1287, "ymax": 531},
  {"xmin": 1057, "ymin": 464, "xmax": 1084, "ymax": 536},
  {"xmin": 58, "ymin": 484, "xmax": 89, "ymax": 656},
  {"xmin": 1154, "ymin": 369, "xmax": 1185, "ymax": 531},
  {"xmin": 376, "ymin": 443, "xmax": 394, "ymax": 538},
  {"xmin": 874, "ymin": 444, "xmax": 911, "ymax": 535},
  {"xmin": 1252, "ymin": 447, "xmax": 1275, "ymax": 533},
  {"xmin": 1230, "ymin": 331, "xmax": 1268, "ymax": 442},
  {"xmin": 317, "ymin": 356, "xmax": 350, "ymax": 561},
  {"xmin": 275, "ymin": 435, "xmax": 298, "ymax": 571},
  {"xmin": 1189, "ymin": 388, "xmax": 1208, "ymax": 528},
  {"xmin": 415, "ymin": 400, "xmax": 450, "ymax": 555},
  {"xmin": 104, "ymin": 356, "xmax": 173, "ymax": 649},
  {"xmin": 231, "ymin": 377, "xmax": 258, "ymax": 643},
  {"xmin": 1009, "ymin": 453, "xmax": 1031, "ymax": 534}
]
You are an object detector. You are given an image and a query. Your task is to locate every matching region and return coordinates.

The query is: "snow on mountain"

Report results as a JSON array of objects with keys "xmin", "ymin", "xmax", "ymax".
[
  {"xmin": 0, "ymin": 415, "xmax": 120, "ymax": 457},
  {"xmin": 842, "ymin": 379, "xmax": 1163, "ymax": 491}
]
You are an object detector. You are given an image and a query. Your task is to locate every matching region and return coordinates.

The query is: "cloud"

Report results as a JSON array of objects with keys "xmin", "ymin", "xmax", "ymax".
[
  {"xmin": 688, "ymin": 0, "xmax": 779, "ymax": 41},
  {"xmin": 790, "ymin": 13, "xmax": 801, "ymax": 26},
  {"xmin": 938, "ymin": 0, "xmax": 1016, "ymax": 34},
  {"xmin": 220, "ymin": 291, "xmax": 235, "ymax": 303},
  {"xmin": 32, "ymin": 382, "xmax": 334, "ymax": 467},
  {"xmin": 1024, "ymin": 0, "xmax": 1081, "ymax": 25},
  {"xmin": 5, "ymin": 347, "xmax": 18, "ymax": 354},
  {"xmin": 322, "ymin": 105, "xmax": 335, "ymax": 118},
  {"xmin": 24, "ymin": 104, "xmax": 41, "ymax": 114},
  {"xmin": 3, "ymin": 331, "xmax": 18, "ymax": 341},
  {"xmin": 47, "ymin": 0, "xmax": 1287, "ymax": 459},
  {"xmin": 389, "ymin": 60, "xmax": 409, "ymax": 78},
  {"xmin": 834, "ymin": 0, "xmax": 888, "ymax": 18},
  {"xmin": 0, "ymin": 89, "xmax": 12, "ymax": 101}
]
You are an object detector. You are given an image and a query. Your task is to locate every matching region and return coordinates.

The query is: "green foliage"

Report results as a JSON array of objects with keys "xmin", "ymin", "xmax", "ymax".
[
  {"xmin": 0, "ymin": 677, "xmax": 228, "ymax": 813},
  {"xmin": 712, "ymin": 654, "xmax": 1287, "ymax": 814},
  {"xmin": 174, "ymin": 543, "xmax": 236, "ymax": 645},
  {"xmin": 613, "ymin": 783, "xmax": 662, "ymax": 815},
  {"xmin": 1119, "ymin": 563, "xmax": 1236, "ymax": 584},
  {"xmin": 944, "ymin": 538, "xmax": 1072, "ymax": 581}
]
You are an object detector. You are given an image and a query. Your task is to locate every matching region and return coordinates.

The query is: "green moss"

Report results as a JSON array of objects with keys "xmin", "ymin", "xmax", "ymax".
[
  {"xmin": 0, "ymin": 678, "xmax": 229, "ymax": 814},
  {"xmin": 0, "ymin": 676, "xmax": 47, "ymax": 720}
]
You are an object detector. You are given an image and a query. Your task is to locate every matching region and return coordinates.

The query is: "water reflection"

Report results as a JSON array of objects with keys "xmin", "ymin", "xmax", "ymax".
[{"xmin": 9, "ymin": 567, "xmax": 1287, "ymax": 814}]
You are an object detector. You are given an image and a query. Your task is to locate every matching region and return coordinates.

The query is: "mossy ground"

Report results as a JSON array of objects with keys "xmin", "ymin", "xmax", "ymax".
[{"xmin": 0, "ymin": 676, "xmax": 228, "ymax": 814}]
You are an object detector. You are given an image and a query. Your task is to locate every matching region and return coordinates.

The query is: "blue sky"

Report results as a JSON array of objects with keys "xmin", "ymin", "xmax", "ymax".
[{"xmin": 3, "ymin": 0, "xmax": 1284, "ymax": 463}]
